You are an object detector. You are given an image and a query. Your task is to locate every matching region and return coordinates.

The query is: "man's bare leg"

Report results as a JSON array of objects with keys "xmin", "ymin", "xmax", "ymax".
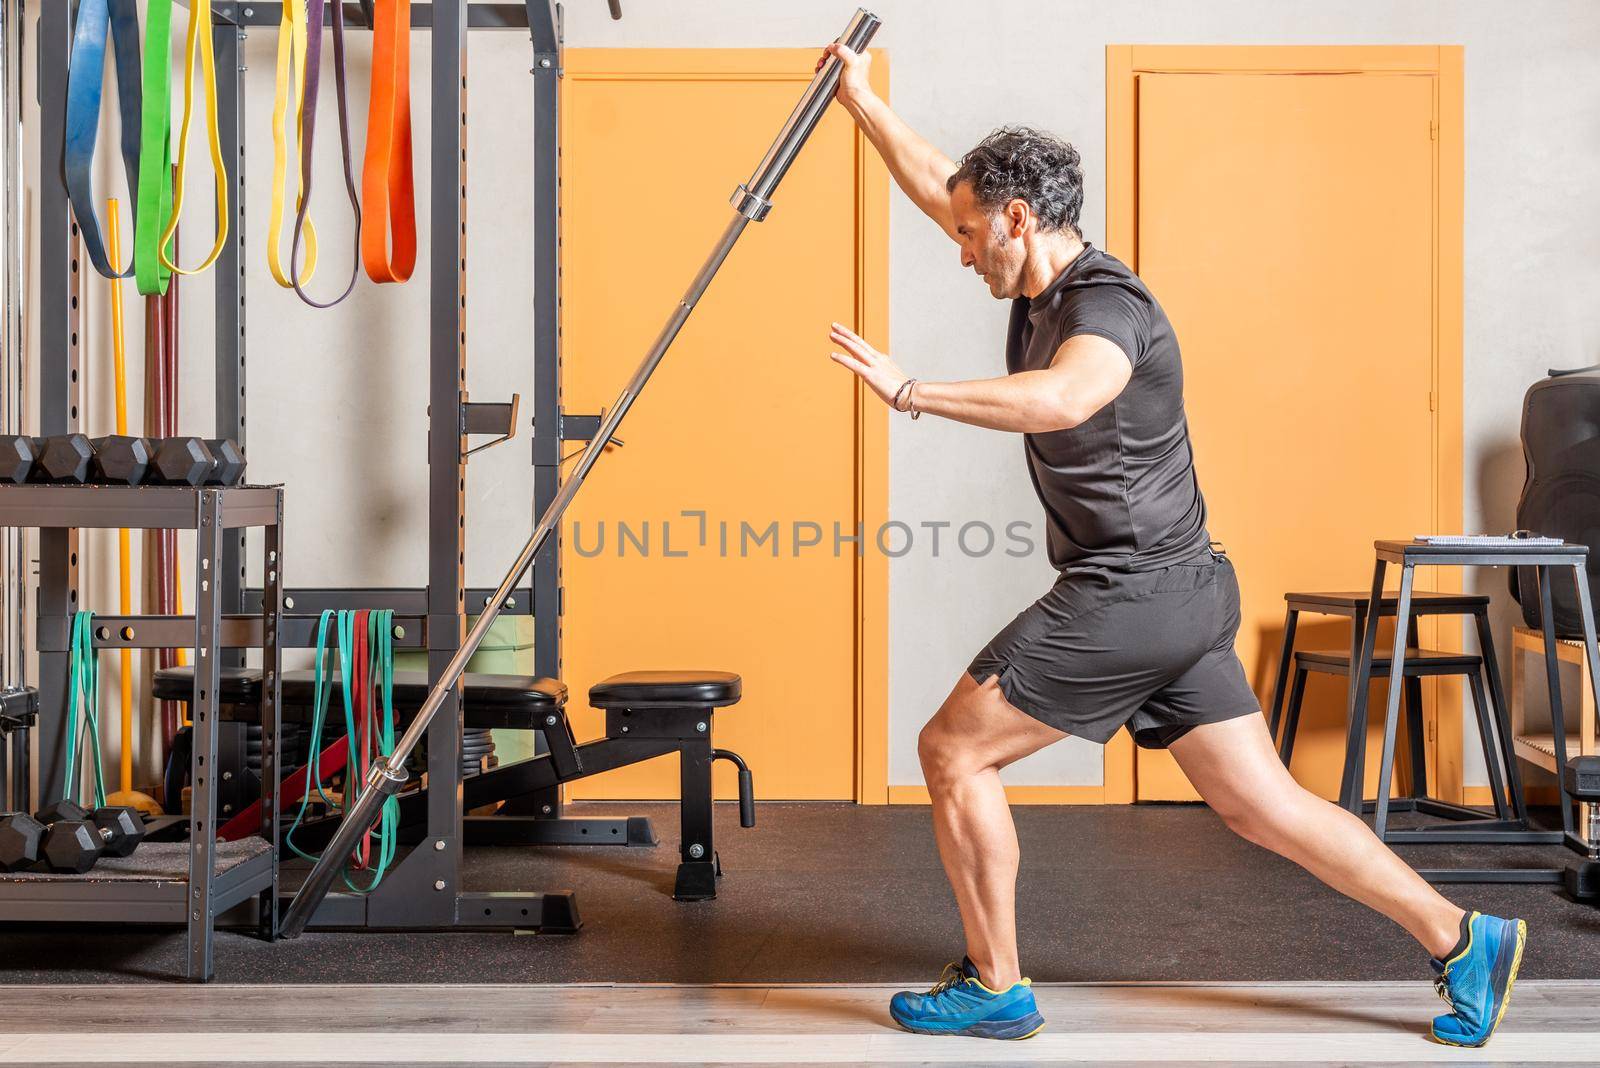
[
  {"xmin": 1169, "ymin": 712, "xmax": 1466, "ymax": 958},
  {"xmin": 916, "ymin": 673, "xmax": 1068, "ymax": 989}
]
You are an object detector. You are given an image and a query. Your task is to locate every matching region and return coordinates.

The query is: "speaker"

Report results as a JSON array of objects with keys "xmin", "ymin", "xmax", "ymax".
[{"xmin": 1511, "ymin": 367, "xmax": 1600, "ymax": 637}]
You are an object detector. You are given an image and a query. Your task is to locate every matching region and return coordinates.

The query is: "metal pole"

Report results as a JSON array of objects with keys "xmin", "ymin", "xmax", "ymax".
[
  {"xmin": 0, "ymin": 0, "xmax": 27, "ymax": 809},
  {"xmin": 282, "ymin": 7, "xmax": 881, "ymax": 937},
  {"xmin": 37, "ymin": 0, "xmax": 79, "ymax": 808},
  {"xmin": 0, "ymin": 0, "xmax": 23, "ymax": 690}
]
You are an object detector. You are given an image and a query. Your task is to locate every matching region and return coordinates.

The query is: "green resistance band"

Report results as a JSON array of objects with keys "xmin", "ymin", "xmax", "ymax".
[
  {"xmin": 284, "ymin": 610, "xmax": 398, "ymax": 893},
  {"xmin": 284, "ymin": 610, "xmax": 337, "ymax": 864},
  {"xmin": 62, "ymin": 612, "xmax": 107, "ymax": 808},
  {"xmin": 134, "ymin": 0, "xmax": 176, "ymax": 295}
]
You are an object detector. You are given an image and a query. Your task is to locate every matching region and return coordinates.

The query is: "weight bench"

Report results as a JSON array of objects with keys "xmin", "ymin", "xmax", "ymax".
[{"xmin": 153, "ymin": 667, "xmax": 754, "ymax": 901}]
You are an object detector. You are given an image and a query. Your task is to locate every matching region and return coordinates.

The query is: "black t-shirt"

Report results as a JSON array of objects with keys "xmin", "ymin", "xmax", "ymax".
[{"xmin": 1006, "ymin": 244, "xmax": 1211, "ymax": 572}]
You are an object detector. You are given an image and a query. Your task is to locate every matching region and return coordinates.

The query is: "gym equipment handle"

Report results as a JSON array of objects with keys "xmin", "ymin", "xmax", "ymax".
[
  {"xmin": 280, "ymin": 8, "xmax": 879, "ymax": 938},
  {"xmin": 714, "ymin": 749, "xmax": 756, "ymax": 829}
]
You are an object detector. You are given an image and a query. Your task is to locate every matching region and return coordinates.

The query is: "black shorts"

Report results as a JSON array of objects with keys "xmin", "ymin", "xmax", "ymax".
[{"xmin": 967, "ymin": 550, "xmax": 1260, "ymax": 749}]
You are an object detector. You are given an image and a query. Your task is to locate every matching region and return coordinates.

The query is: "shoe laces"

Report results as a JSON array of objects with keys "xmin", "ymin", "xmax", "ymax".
[
  {"xmin": 1433, "ymin": 971, "xmax": 1455, "ymax": 1012},
  {"xmin": 927, "ymin": 960, "xmax": 969, "ymax": 997}
]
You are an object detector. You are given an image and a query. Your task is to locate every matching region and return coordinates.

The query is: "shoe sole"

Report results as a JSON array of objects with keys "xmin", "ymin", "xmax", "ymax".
[
  {"xmin": 1431, "ymin": 918, "xmax": 1527, "ymax": 1048},
  {"xmin": 893, "ymin": 1011, "xmax": 1046, "ymax": 1041}
]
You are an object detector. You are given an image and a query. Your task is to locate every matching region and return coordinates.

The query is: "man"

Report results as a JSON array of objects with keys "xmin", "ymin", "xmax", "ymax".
[{"xmin": 820, "ymin": 42, "xmax": 1525, "ymax": 1047}]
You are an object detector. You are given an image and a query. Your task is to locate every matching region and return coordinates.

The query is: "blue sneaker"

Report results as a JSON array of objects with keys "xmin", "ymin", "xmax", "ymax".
[
  {"xmin": 1430, "ymin": 911, "xmax": 1528, "ymax": 1047},
  {"xmin": 889, "ymin": 957, "xmax": 1045, "ymax": 1040}
]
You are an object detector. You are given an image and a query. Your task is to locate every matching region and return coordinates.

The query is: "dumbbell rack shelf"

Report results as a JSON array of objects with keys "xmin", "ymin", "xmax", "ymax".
[{"xmin": 0, "ymin": 484, "xmax": 283, "ymax": 981}]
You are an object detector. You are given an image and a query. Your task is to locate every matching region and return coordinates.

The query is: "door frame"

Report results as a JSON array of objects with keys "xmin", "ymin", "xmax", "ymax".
[
  {"xmin": 561, "ymin": 49, "xmax": 892, "ymax": 802},
  {"xmin": 1103, "ymin": 45, "xmax": 1465, "ymax": 803}
]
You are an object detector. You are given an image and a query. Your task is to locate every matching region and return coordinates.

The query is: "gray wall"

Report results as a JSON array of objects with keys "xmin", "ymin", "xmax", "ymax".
[{"xmin": 42, "ymin": 1, "xmax": 1600, "ymax": 791}]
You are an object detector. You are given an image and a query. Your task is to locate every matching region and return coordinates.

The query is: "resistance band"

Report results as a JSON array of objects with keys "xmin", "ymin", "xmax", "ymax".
[
  {"xmin": 62, "ymin": 612, "xmax": 107, "ymax": 809},
  {"xmin": 133, "ymin": 2, "xmax": 175, "ymax": 294},
  {"xmin": 361, "ymin": 0, "xmax": 417, "ymax": 284},
  {"xmin": 136, "ymin": 0, "xmax": 228, "ymax": 294},
  {"xmin": 338, "ymin": 609, "xmax": 369, "ymax": 869},
  {"xmin": 64, "ymin": 0, "xmax": 142, "ymax": 279},
  {"xmin": 284, "ymin": 610, "xmax": 398, "ymax": 893},
  {"xmin": 290, "ymin": 0, "xmax": 362, "ymax": 307},
  {"xmin": 267, "ymin": 0, "xmax": 319, "ymax": 288},
  {"xmin": 157, "ymin": 0, "xmax": 230, "ymax": 278}
]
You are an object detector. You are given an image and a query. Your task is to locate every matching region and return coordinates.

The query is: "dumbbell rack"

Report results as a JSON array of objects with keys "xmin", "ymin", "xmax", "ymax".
[{"xmin": 0, "ymin": 484, "xmax": 283, "ymax": 982}]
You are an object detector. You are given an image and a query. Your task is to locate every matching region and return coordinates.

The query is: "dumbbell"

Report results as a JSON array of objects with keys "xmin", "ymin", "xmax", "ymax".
[
  {"xmin": 203, "ymin": 438, "xmax": 246, "ymax": 486},
  {"xmin": 1565, "ymin": 756, "xmax": 1600, "ymax": 902},
  {"xmin": 150, "ymin": 437, "xmax": 216, "ymax": 486},
  {"xmin": 32, "ymin": 800, "xmax": 146, "ymax": 873},
  {"xmin": 90, "ymin": 435, "xmax": 154, "ymax": 485},
  {"xmin": 27, "ymin": 434, "xmax": 94, "ymax": 483},
  {"xmin": 0, "ymin": 811, "xmax": 44, "ymax": 872},
  {"xmin": 1, "ymin": 435, "xmax": 34, "ymax": 483}
]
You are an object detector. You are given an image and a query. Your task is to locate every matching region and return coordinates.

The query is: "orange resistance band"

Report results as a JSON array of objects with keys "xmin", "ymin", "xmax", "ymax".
[{"xmin": 360, "ymin": 0, "xmax": 416, "ymax": 284}]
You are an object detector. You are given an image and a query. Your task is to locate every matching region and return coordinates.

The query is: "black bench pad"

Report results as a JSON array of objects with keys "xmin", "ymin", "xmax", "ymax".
[
  {"xmin": 589, "ymin": 670, "xmax": 741, "ymax": 709},
  {"xmin": 154, "ymin": 667, "xmax": 566, "ymax": 730}
]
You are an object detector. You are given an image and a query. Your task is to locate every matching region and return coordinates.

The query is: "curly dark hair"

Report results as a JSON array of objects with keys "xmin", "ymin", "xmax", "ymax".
[{"xmin": 947, "ymin": 127, "xmax": 1084, "ymax": 238}]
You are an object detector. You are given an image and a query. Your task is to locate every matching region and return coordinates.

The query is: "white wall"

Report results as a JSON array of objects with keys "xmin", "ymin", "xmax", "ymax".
[{"xmin": 45, "ymin": 1, "xmax": 1600, "ymax": 790}]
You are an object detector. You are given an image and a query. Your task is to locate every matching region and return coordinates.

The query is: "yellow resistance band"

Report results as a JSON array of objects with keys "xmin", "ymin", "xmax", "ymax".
[
  {"xmin": 157, "ymin": 0, "xmax": 229, "ymax": 277},
  {"xmin": 268, "ymin": 0, "xmax": 319, "ymax": 287}
]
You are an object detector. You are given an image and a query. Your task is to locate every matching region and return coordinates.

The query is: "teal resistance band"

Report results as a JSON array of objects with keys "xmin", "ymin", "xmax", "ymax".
[
  {"xmin": 62, "ymin": 612, "xmax": 107, "ymax": 808},
  {"xmin": 284, "ymin": 610, "xmax": 337, "ymax": 863},
  {"xmin": 283, "ymin": 609, "xmax": 399, "ymax": 893}
]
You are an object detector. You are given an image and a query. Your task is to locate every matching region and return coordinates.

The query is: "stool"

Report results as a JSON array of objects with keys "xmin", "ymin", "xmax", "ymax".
[
  {"xmin": 1266, "ymin": 589, "xmax": 1491, "ymax": 811},
  {"xmin": 1357, "ymin": 539, "xmax": 1600, "ymax": 882},
  {"xmin": 1277, "ymin": 648, "xmax": 1513, "ymax": 824},
  {"xmin": 589, "ymin": 671, "xmax": 751, "ymax": 902}
]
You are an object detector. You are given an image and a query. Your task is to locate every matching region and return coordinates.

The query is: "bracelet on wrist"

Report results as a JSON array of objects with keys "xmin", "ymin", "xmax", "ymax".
[{"xmin": 890, "ymin": 378, "xmax": 914, "ymax": 413}]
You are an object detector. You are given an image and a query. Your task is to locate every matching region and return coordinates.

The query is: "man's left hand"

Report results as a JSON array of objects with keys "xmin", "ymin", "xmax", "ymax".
[{"xmin": 829, "ymin": 322, "xmax": 909, "ymax": 408}]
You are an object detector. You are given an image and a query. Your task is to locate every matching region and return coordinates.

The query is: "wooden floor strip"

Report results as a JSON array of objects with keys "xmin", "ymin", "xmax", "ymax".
[
  {"xmin": 1, "ymin": 1029, "xmax": 1596, "ymax": 1063},
  {"xmin": 2, "ymin": 983, "xmax": 1597, "ymax": 1065}
]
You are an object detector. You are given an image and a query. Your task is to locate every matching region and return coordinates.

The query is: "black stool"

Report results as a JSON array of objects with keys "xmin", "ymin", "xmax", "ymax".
[
  {"xmin": 1356, "ymin": 539, "xmax": 1600, "ymax": 882},
  {"xmin": 1266, "ymin": 589, "xmax": 1491, "ymax": 812},
  {"xmin": 1277, "ymin": 648, "xmax": 1512, "ymax": 823}
]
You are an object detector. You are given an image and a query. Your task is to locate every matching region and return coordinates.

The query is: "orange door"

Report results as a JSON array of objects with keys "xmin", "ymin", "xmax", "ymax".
[
  {"xmin": 559, "ymin": 50, "xmax": 886, "ymax": 801},
  {"xmin": 1108, "ymin": 50, "xmax": 1462, "ymax": 801}
]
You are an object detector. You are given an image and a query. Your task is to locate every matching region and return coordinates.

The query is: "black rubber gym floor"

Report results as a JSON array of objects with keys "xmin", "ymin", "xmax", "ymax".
[{"xmin": 1, "ymin": 801, "xmax": 1596, "ymax": 984}]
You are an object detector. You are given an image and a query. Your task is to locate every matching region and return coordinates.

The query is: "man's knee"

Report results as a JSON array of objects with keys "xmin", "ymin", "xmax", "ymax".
[
  {"xmin": 1217, "ymin": 801, "xmax": 1274, "ymax": 848},
  {"xmin": 917, "ymin": 678, "xmax": 988, "ymax": 788},
  {"xmin": 917, "ymin": 716, "xmax": 967, "ymax": 789},
  {"xmin": 1212, "ymin": 785, "xmax": 1302, "ymax": 851}
]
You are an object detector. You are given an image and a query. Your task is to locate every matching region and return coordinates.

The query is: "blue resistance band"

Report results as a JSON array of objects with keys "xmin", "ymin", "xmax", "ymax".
[{"xmin": 64, "ymin": 0, "xmax": 144, "ymax": 278}]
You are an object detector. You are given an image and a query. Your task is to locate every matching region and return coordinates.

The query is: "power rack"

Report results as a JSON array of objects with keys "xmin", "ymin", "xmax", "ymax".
[{"xmin": 10, "ymin": 1, "xmax": 613, "ymax": 959}]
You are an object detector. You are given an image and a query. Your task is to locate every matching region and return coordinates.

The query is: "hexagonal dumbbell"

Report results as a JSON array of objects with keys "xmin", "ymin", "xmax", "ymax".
[
  {"xmin": 1, "ymin": 435, "xmax": 34, "ymax": 484},
  {"xmin": 28, "ymin": 434, "xmax": 94, "ymax": 483},
  {"xmin": 37, "ymin": 803, "xmax": 145, "ymax": 874},
  {"xmin": 151, "ymin": 437, "xmax": 217, "ymax": 486},
  {"xmin": 202, "ymin": 438, "xmax": 246, "ymax": 486},
  {"xmin": 0, "ymin": 812, "xmax": 45, "ymax": 871},
  {"xmin": 90, "ymin": 435, "xmax": 154, "ymax": 486}
]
